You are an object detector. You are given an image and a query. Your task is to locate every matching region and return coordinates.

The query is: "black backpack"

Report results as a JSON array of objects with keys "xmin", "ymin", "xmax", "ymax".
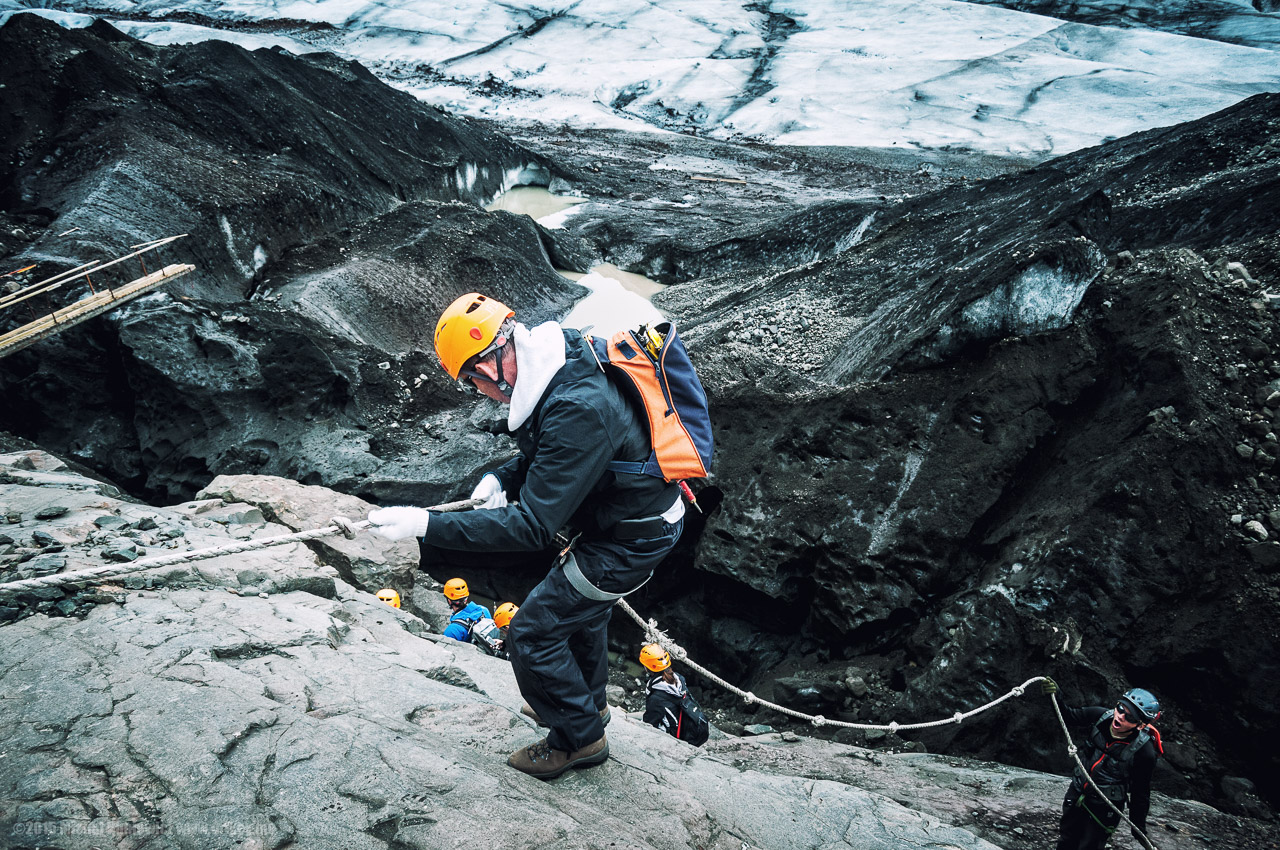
[{"xmin": 675, "ymin": 691, "xmax": 710, "ymax": 746}]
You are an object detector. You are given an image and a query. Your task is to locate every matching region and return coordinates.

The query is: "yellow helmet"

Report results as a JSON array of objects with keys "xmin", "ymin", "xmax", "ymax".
[
  {"xmin": 434, "ymin": 293, "xmax": 514, "ymax": 379},
  {"xmin": 376, "ymin": 588, "xmax": 401, "ymax": 609},
  {"xmin": 494, "ymin": 602, "xmax": 519, "ymax": 628},
  {"xmin": 639, "ymin": 643, "xmax": 671, "ymax": 672},
  {"xmin": 442, "ymin": 578, "xmax": 469, "ymax": 600}
]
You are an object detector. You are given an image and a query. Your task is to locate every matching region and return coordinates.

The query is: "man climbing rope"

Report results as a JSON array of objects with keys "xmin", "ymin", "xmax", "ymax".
[
  {"xmin": 366, "ymin": 292, "xmax": 685, "ymax": 779},
  {"xmin": 1043, "ymin": 679, "xmax": 1163, "ymax": 850},
  {"xmin": 640, "ymin": 644, "xmax": 709, "ymax": 746},
  {"xmin": 440, "ymin": 578, "xmax": 492, "ymax": 644}
]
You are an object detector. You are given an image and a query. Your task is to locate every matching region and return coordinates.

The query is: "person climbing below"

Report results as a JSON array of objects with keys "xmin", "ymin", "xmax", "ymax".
[
  {"xmin": 468, "ymin": 602, "xmax": 516, "ymax": 660},
  {"xmin": 640, "ymin": 644, "xmax": 709, "ymax": 746},
  {"xmin": 1042, "ymin": 679, "xmax": 1163, "ymax": 850},
  {"xmin": 366, "ymin": 292, "xmax": 685, "ymax": 779},
  {"xmin": 490, "ymin": 601, "xmax": 519, "ymax": 653},
  {"xmin": 440, "ymin": 578, "xmax": 491, "ymax": 644}
]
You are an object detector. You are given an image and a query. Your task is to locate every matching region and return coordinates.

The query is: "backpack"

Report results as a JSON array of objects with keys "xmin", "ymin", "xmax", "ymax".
[
  {"xmin": 587, "ymin": 322, "xmax": 713, "ymax": 484},
  {"xmin": 675, "ymin": 690, "xmax": 710, "ymax": 746},
  {"xmin": 646, "ymin": 673, "xmax": 710, "ymax": 746},
  {"xmin": 1074, "ymin": 712, "xmax": 1163, "ymax": 810},
  {"xmin": 467, "ymin": 617, "xmax": 507, "ymax": 659}
]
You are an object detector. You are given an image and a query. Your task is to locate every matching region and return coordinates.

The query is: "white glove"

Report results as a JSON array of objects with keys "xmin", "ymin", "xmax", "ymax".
[
  {"xmin": 470, "ymin": 473, "xmax": 508, "ymax": 509},
  {"xmin": 367, "ymin": 506, "xmax": 430, "ymax": 541}
]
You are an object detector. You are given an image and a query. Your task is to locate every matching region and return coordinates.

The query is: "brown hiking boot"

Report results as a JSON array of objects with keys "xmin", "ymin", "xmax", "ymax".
[
  {"xmin": 520, "ymin": 702, "xmax": 611, "ymax": 728},
  {"xmin": 507, "ymin": 734, "xmax": 609, "ymax": 780}
]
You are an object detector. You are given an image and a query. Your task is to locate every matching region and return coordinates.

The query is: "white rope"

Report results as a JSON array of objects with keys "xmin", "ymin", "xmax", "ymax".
[
  {"xmin": 616, "ymin": 598, "xmax": 1158, "ymax": 850},
  {"xmin": 0, "ymin": 498, "xmax": 481, "ymax": 596},
  {"xmin": 616, "ymin": 598, "xmax": 1039, "ymax": 730}
]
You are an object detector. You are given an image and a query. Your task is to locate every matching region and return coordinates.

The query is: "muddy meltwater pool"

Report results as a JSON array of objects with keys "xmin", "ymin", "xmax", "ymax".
[{"xmin": 488, "ymin": 185, "xmax": 667, "ymax": 335}]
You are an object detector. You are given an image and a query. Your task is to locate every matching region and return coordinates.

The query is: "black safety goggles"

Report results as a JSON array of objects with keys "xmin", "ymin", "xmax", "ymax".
[
  {"xmin": 456, "ymin": 341, "xmax": 505, "ymax": 394},
  {"xmin": 1115, "ymin": 701, "xmax": 1146, "ymax": 723}
]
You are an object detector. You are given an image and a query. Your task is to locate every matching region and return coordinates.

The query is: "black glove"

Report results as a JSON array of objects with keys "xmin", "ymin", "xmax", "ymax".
[{"xmin": 1041, "ymin": 677, "xmax": 1059, "ymax": 696}]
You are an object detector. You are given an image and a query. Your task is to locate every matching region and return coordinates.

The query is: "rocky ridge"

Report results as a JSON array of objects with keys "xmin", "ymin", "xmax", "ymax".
[{"xmin": 2, "ymin": 454, "xmax": 1275, "ymax": 850}]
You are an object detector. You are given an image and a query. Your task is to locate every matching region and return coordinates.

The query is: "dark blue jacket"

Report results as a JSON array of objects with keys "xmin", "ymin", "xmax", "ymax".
[{"xmin": 424, "ymin": 329, "xmax": 676, "ymax": 551}]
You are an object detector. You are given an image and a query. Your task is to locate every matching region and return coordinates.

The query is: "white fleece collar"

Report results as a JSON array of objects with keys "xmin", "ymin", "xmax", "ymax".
[
  {"xmin": 649, "ymin": 673, "xmax": 687, "ymax": 698},
  {"xmin": 508, "ymin": 321, "xmax": 566, "ymax": 431}
]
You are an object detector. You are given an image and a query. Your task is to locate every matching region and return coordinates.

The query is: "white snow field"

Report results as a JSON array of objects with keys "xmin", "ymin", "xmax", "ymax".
[{"xmin": 3, "ymin": 0, "xmax": 1280, "ymax": 160}]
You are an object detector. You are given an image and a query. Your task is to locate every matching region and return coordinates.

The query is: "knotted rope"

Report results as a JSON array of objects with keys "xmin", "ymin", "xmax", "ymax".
[
  {"xmin": 616, "ymin": 598, "xmax": 1158, "ymax": 850},
  {"xmin": 0, "ymin": 498, "xmax": 481, "ymax": 596},
  {"xmin": 616, "ymin": 599, "xmax": 1039, "ymax": 731}
]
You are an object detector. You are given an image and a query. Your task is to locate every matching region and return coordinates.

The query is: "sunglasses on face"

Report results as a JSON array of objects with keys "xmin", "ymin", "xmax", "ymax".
[{"xmin": 1115, "ymin": 703, "xmax": 1141, "ymax": 723}]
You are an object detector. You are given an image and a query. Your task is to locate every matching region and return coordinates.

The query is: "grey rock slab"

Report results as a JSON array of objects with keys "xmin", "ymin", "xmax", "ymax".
[
  {"xmin": 703, "ymin": 736, "xmax": 1236, "ymax": 850},
  {"xmin": 0, "ymin": 450, "xmax": 69, "ymax": 472},
  {"xmin": 3, "ymin": 584, "xmax": 1009, "ymax": 850},
  {"xmin": 0, "ymin": 464, "xmax": 335, "ymax": 600},
  {"xmin": 196, "ymin": 474, "xmax": 419, "ymax": 598}
]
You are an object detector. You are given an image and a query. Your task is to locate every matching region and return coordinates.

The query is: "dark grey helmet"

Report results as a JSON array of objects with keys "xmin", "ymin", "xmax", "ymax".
[{"xmin": 1119, "ymin": 688, "xmax": 1162, "ymax": 723}]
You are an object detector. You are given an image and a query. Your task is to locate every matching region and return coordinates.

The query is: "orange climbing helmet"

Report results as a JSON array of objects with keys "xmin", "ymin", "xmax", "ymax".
[
  {"xmin": 376, "ymin": 588, "xmax": 401, "ymax": 608},
  {"xmin": 442, "ymin": 578, "xmax": 469, "ymax": 600},
  {"xmin": 494, "ymin": 602, "xmax": 519, "ymax": 628},
  {"xmin": 640, "ymin": 643, "xmax": 671, "ymax": 672},
  {"xmin": 434, "ymin": 293, "xmax": 514, "ymax": 379}
]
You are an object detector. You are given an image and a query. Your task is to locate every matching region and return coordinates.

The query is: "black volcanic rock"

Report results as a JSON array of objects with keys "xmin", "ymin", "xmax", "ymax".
[
  {"xmin": 0, "ymin": 13, "xmax": 549, "ymax": 299},
  {"xmin": 0, "ymin": 15, "xmax": 584, "ymax": 500},
  {"xmin": 649, "ymin": 93, "xmax": 1280, "ymax": 805}
]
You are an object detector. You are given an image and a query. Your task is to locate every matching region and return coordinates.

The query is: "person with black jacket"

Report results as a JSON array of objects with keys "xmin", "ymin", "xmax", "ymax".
[
  {"xmin": 1043, "ymin": 680, "xmax": 1164, "ymax": 850},
  {"xmin": 367, "ymin": 293, "xmax": 684, "ymax": 780},
  {"xmin": 639, "ymin": 644, "xmax": 709, "ymax": 746}
]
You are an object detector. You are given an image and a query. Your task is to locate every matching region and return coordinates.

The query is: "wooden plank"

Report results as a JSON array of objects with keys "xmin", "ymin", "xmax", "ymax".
[
  {"xmin": 0, "ymin": 263, "xmax": 194, "ymax": 359},
  {"xmin": 0, "ymin": 234, "xmax": 188, "ymax": 313}
]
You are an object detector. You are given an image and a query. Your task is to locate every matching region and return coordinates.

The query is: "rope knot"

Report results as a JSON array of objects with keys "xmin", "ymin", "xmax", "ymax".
[
  {"xmin": 888, "ymin": 721, "xmax": 899, "ymax": 733},
  {"xmin": 953, "ymin": 711, "xmax": 964, "ymax": 724},
  {"xmin": 330, "ymin": 516, "xmax": 358, "ymax": 539},
  {"xmin": 811, "ymin": 715, "xmax": 826, "ymax": 727},
  {"xmin": 1067, "ymin": 744, "xmax": 1078, "ymax": 756},
  {"xmin": 1011, "ymin": 686, "xmax": 1025, "ymax": 697},
  {"xmin": 743, "ymin": 692, "xmax": 757, "ymax": 705}
]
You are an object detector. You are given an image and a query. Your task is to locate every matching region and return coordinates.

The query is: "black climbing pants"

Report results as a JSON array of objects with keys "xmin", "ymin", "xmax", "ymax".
[
  {"xmin": 1057, "ymin": 789, "xmax": 1122, "ymax": 850},
  {"xmin": 506, "ymin": 519, "xmax": 682, "ymax": 752}
]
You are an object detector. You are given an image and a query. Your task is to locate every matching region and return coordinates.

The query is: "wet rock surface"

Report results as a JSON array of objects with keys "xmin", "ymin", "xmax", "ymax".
[
  {"xmin": 3, "ymin": 458, "xmax": 1276, "ymax": 850},
  {"xmin": 2, "ymin": 12, "xmax": 1280, "ymax": 830}
]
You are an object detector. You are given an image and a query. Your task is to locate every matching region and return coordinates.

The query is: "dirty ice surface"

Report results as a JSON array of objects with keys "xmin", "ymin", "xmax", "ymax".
[{"xmin": 6, "ymin": 1, "xmax": 1280, "ymax": 160}]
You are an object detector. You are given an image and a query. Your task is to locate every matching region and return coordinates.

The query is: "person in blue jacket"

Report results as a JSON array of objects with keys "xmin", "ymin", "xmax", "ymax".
[
  {"xmin": 367, "ymin": 293, "xmax": 684, "ymax": 780},
  {"xmin": 440, "ymin": 577, "xmax": 491, "ymax": 643}
]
